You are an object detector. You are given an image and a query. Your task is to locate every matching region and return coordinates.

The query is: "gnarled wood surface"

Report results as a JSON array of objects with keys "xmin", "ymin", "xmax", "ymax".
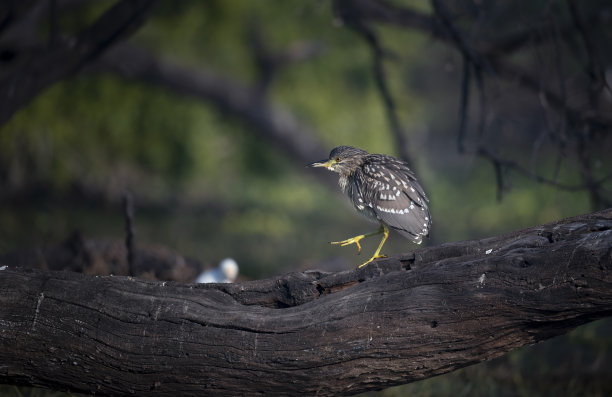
[{"xmin": 1, "ymin": 209, "xmax": 611, "ymax": 396}]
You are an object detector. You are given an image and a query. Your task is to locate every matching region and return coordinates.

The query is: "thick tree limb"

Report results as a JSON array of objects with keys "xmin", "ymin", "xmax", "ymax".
[{"xmin": 1, "ymin": 209, "xmax": 611, "ymax": 396}]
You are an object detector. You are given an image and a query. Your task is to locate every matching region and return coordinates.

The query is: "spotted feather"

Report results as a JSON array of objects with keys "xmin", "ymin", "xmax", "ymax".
[{"xmin": 354, "ymin": 154, "xmax": 431, "ymax": 243}]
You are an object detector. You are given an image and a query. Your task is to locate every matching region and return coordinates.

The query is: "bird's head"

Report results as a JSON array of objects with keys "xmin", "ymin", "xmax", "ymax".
[
  {"xmin": 219, "ymin": 258, "xmax": 238, "ymax": 282},
  {"xmin": 308, "ymin": 146, "xmax": 368, "ymax": 176}
]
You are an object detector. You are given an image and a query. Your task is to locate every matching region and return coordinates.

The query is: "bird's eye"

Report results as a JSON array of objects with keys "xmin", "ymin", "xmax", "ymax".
[{"xmin": 334, "ymin": 157, "xmax": 342, "ymax": 162}]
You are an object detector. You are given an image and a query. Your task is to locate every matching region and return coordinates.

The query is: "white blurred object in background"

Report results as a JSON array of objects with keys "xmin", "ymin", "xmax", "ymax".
[{"xmin": 195, "ymin": 258, "xmax": 239, "ymax": 283}]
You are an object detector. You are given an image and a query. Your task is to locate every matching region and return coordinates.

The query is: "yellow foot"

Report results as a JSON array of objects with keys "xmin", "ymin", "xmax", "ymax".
[
  {"xmin": 330, "ymin": 234, "xmax": 366, "ymax": 254},
  {"xmin": 358, "ymin": 254, "xmax": 387, "ymax": 268}
]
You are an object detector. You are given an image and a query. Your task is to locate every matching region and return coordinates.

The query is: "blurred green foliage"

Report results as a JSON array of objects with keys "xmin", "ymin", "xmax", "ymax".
[{"xmin": 0, "ymin": 0, "xmax": 610, "ymax": 396}]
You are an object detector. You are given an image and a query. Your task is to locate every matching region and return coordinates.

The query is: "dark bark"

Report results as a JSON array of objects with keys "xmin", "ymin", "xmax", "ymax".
[{"xmin": 1, "ymin": 209, "xmax": 611, "ymax": 396}]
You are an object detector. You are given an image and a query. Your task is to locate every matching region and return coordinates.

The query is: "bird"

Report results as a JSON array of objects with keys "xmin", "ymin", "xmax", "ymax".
[
  {"xmin": 195, "ymin": 258, "xmax": 239, "ymax": 283},
  {"xmin": 308, "ymin": 146, "xmax": 431, "ymax": 268}
]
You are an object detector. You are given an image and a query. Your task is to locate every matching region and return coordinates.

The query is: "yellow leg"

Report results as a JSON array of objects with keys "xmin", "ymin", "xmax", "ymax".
[
  {"xmin": 358, "ymin": 224, "xmax": 389, "ymax": 268},
  {"xmin": 330, "ymin": 224, "xmax": 390, "ymax": 268}
]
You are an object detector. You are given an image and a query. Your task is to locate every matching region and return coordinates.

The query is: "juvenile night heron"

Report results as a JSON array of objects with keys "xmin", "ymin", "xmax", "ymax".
[{"xmin": 308, "ymin": 146, "xmax": 431, "ymax": 267}]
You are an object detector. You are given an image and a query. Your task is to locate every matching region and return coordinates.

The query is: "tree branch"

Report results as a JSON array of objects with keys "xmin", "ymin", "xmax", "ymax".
[
  {"xmin": 334, "ymin": 4, "xmax": 413, "ymax": 165},
  {"xmin": 0, "ymin": 0, "xmax": 157, "ymax": 126},
  {"xmin": 342, "ymin": 0, "xmax": 612, "ymax": 57},
  {"xmin": 566, "ymin": 0, "xmax": 612, "ymax": 107},
  {"xmin": 1, "ymin": 208, "xmax": 611, "ymax": 396},
  {"xmin": 333, "ymin": 0, "xmax": 612, "ymax": 207},
  {"xmin": 247, "ymin": 20, "xmax": 325, "ymax": 95},
  {"xmin": 94, "ymin": 43, "xmax": 330, "ymax": 180}
]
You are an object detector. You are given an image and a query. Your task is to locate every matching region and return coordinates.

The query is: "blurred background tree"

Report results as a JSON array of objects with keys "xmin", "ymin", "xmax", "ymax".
[{"xmin": 0, "ymin": 0, "xmax": 611, "ymax": 396}]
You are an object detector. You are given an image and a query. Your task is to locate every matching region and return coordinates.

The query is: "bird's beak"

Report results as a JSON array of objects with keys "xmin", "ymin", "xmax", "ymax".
[{"xmin": 307, "ymin": 159, "xmax": 333, "ymax": 169}]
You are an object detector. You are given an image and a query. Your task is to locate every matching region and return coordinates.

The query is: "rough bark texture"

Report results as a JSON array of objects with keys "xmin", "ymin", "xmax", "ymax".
[{"xmin": 1, "ymin": 209, "xmax": 611, "ymax": 396}]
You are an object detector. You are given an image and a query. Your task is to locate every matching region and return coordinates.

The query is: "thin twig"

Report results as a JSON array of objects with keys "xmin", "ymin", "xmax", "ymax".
[
  {"xmin": 476, "ymin": 146, "xmax": 610, "ymax": 194},
  {"xmin": 247, "ymin": 19, "xmax": 325, "ymax": 96},
  {"xmin": 457, "ymin": 56, "xmax": 470, "ymax": 153},
  {"xmin": 474, "ymin": 65, "xmax": 486, "ymax": 143},
  {"xmin": 339, "ymin": 15, "xmax": 412, "ymax": 165},
  {"xmin": 567, "ymin": 0, "xmax": 612, "ymax": 106},
  {"xmin": 431, "ymin": 0, "xmax": 493, "ymax": 76},
  {"xmin": 123, "ymin": 190, "xmax": 136, "ymax": 277},
  {"xmin": 47, "ymin": 0, "xmax": 58, "ymax": 46}
]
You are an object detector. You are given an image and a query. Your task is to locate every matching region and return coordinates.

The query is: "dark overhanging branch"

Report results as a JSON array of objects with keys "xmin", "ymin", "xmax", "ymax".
[
  {"xmin": 0, "ymin": 2, "xmax": 335, "ymax": 192},
  {"xmin": 431, "ymin": 0, "xmax": 490, "ymax": 154},
  {"xmin": 334, "ymin": 5, "xmax": 413, "ymax": 166},
  {"xmin": 342, "ymin": 0, "xmax": 612, "ymax": 57},
  {"xmin": 92, "ymin": 42, "xmax": 335, "ymax": 190},
  {"xmin": 361, "ymin": 30, "xmax": 413, "ymax": 166},
  {"xmin": 432, "ymin": 0, "xmax": 567, "ymax": 202},
  {"xmin": 0, "ymin": 0, "xmax": 158, "ymax": 126},
  {"xmin": 2, "ymin": 0, "xmax": 608, "ymax": 206},
  {"xmin": 247, "ymin": 19, "xmax": 326, "ymax": 96},
  {"xmin": 335, "ymin": 0, "xmax": 612, "ymax": 207},
  {"xmin": 1, "ymin": 208, "xmax": 611, "ymax": 396},
  {"xmin": 566, "ymin": 0, "xmax": 612, "ymax": 107}
]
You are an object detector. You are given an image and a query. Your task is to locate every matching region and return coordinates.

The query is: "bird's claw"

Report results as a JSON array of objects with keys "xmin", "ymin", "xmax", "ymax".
[
  {"xmin": 358, "ymin": 254, "xmax": 387, "ymax": 268},
  {"xmin": 330, "ymin": 235, "xmax": 365, "ymax": 254},
  {"xmin": 330, "ymin": 227, "xmax": 388, "ymax": 267}
]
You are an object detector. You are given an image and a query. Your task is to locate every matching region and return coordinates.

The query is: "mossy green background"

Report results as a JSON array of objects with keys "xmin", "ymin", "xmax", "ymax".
[{"xmin": 1, "ymin": 1, "xmax": 610, "ymax": 396}]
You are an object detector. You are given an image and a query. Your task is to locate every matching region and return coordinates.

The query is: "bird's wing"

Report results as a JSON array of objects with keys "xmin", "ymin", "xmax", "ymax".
[{"xmin": 359, "ymin": 155, "xmax": 431, "ymax": 243}]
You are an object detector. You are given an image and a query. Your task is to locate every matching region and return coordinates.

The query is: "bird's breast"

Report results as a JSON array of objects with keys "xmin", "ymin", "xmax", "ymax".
[{"xmin": 338, "ymin": 174, "xmax": 349, "ymax": 194}]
